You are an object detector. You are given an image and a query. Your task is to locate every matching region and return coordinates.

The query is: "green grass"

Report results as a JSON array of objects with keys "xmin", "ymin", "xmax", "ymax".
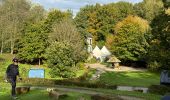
[
  {"xmin": 93, "ymin": 88, "xmax": 161, "ymax": 100},
  {"xmin": 99, "ymin": 71, "xmax": 160, "ymax": 87},
  {"xmin": 0, "ymin": 87, "xmax": 91, "ymax": 100},
  {"xmin": 0, "ymin": 85, "xmax": 161, "ymax": 100},
  {"xmin": 59, "ymin": 92, "xmax": 91, "ymax": 100},
  {"xmin": 0, "ymin": 81, "xmax": 161, "ymax": 100},
  {"xmin": 0, "ymin": 89, "xmax": 49, "ymax": 100}
]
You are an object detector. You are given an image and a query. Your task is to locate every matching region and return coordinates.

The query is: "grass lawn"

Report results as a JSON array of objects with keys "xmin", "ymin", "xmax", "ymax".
[
  {"xmin": 0, "ymin": 89, "xmax": 51, "ymax": 100},
  {"xmin": 99, "ymin": 71, "xmax": 160, "ymax": 87},
  {"xmin": 93, "ymin": 88, "xmax": 162, "ymax": 100},
  {"xmin": 0, "ymin": 84, "xmax": 161, "ymax": 100},
  {"xmin": 0, "ymin": 87, "xmax": 91, "ymax": 100}
]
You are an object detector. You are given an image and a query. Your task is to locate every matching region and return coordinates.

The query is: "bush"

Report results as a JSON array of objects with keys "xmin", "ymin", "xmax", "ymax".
[
  {"xmin": 147, "ymin": 61, "xmax": 162, "ymax": 71},
  {"xmin": 76, "ymin": 62, "xmax": 86, "ymax": 70},
  {"xmin": 46, "ymin": 42, "xmax": 76, "ymax": 78},
  {"xmin": 148, "ymin": 85, "xmax": 170, "ymax": 95},
  {"xmin": 87, "ymin": 58, "xmax": 98, "ymax": 64}
]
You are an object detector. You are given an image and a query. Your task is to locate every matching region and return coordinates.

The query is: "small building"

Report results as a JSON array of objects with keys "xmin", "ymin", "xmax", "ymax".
[
  {"xmin": 86, "ymin": 34, "xmax": 93, "ymax": 53},
  {"xmin": 107, "ymin": 56, "xmax": 121, "ymax": 69},
  {"xmin": 92, "ymin": 46, "xmax": 112, "ymax": 62}
]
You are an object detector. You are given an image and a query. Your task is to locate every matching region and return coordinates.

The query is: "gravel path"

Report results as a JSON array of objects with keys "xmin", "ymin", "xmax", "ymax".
[{"xmin": 85, "ymin": 63, "xmax": 146, "ymax": 72}]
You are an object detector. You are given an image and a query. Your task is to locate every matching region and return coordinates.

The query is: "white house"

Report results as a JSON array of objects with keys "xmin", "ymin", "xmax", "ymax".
[
  {"xmin": 92, "ymin": 46, "xmax": 111, "ymax": 62},
  {"xmin": 92, "ymin": 46, "xmax": 102, "ymax": 60}
]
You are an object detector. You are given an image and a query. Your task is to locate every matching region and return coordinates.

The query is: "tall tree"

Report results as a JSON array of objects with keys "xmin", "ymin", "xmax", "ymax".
[
  {"xmin": 148, "ymin": 1, "xmax": 170, "ymax": 70},
  {"xmin": 17, "ymin": 9, "xmax": 72, "ymax": 64},
  {"xmin": 44, "ymin": 9, "xmax": 72, "ymax": 33},
  {"xmin": 111, "ymin": 15, "xmax": 150, "ymax": 61},
  {"xmin": 17, "ymin": 22, "xmax": 48, "ymax": 64},
  {"xmin": 49, "ymin": 19, "xmax": 86, "ymax": 63},
  {"xmin": 134, "ymin": 0, "xmax": 164, "ymax": 22},
  {"xmin": 75, "ymin": 2, "xmax": 135, "ymax": 46},
  {"xmin": 1, "ymin": 0, "xmax": 30, "ymax": 54}
]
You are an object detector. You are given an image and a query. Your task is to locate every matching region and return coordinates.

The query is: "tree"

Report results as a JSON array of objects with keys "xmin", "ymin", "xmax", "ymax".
[
  {"xmin": 75, "ymin": 2, "xmax": 135, "ymax": 46},
  {"xmin": 134, "ymin": 0, "xmax": 164, "ymax": 22},
  {"xmin": 28, "ymin": 5, "xmax": 45, "ymax": 24},
  {"xmin": 49, "ymin": 19, "xmax": 86, "ymax": 63},
  {"xmin": 46, "ymin": 42, "xmax": 76, "ymax": 78},
  {"xmin": 148, "ymin": 2, "xmax": 170, "ymax": 70},
  {"xmin": 17, "ymin": 22, "xmax": 48, "ymax": 65},
  {"xmin": 17, "ymin": 9, "xmax": 72, "ymax": 64},
  {"xmin": 0, "ymin": 0, "xmax": 30, "ymax": 54},
  {"xmin": 111, "ymin": 15, "xmax": 150, "ymax": 61},
  {"xmin": 44, "ymin": 9, "xmax": 72, "ymax": 33}
]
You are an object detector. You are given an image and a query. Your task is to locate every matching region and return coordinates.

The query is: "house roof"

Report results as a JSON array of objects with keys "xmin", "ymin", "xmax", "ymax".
[
  {"xmin": 101, "ymin": 46, "xmax": 111, "ymax": 57},
  {"xmin": 86, "ymin": 33, "xmax": 93, "ymax": 38},
  {"xmin": 92, "ymin": 46, "xmax": 103, "ymax": 58},
  {"xmin": 107, "ymin": 56, "xmax": 121, "ymax": 63}
]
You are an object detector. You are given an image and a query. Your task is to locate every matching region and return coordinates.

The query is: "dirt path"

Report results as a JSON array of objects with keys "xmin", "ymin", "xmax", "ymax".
[
  {"xmin": 85, "ymin": 63, "xmax": 146, "ymax": 72},
  {"xmin": 30, "ymin": 86, "xmax": 144, "ymax": 100}
]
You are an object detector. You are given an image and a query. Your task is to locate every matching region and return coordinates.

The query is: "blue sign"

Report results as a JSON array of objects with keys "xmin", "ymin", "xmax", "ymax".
[{"xmin": 28, "ymin": 68, "xmax": 45, "ymax": 78}]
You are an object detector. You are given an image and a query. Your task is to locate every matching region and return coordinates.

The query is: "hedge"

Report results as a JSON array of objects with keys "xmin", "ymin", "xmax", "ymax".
[
  {"xmin": 148, "ymin": 85, "xmax": 170, "ymax": 95},
  {"xmin": 19, "ymin": 78, "xmax": 117, "ymax": 89}
]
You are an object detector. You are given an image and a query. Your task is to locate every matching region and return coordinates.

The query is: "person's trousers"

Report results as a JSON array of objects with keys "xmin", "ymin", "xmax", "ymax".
[{"xmin": 8, "ymin": 76, "xmax": 16, "ymax": 96}]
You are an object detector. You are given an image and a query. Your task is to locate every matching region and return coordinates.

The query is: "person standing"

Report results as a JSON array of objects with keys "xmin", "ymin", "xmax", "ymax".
[{"xmin": 5, "ymin": 58, "xmax": 22, "ymax": 99}]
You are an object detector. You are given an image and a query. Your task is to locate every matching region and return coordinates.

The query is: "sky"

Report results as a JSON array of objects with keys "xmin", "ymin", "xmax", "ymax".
[{"xmin": 31, "ymin": 0, "xmax": 143, "ymax": 16}]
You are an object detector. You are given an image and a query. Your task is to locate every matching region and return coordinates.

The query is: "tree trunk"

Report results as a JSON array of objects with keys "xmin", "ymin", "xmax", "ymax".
[
  {"xmin": 1, "ymin": 32, "xmax": 4, "ymax": 55},
  {"xmin": 39, "ymin": 58, "xmax": 41, "ymax": 67},
  {"xmin": 10, "ymin": 33, "xmax": 13, "ymax": 54}
]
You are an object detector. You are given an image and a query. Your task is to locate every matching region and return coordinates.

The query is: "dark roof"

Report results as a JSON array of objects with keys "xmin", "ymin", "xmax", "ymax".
[{"xmin": 86, "ymin": 33, "xmax": 93, "ymax": 38}]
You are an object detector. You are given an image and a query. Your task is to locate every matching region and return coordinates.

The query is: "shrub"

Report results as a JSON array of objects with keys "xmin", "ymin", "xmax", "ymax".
[
  {"xmin": 88, "ymin": 58, "xmax": 98, "ymax": 64},
  {"xmin": 148, "ymin": 85, "xmax": 170, "ymax": 95},
  {"xmin": 76, "ymin": 62, "xmax": 86, "ymax": 70},
  {"xmin": 46, "ymin": 42, "xmax": 76, "ymax": 78}
]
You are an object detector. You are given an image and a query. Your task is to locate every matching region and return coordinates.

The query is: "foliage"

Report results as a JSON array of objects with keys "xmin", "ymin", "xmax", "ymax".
[
  {"xmin": 110, "ymin": 15, "xmax": 150, "ymax": 61},
  {"xmin": 17, "ymin": 22, "xmax": 48, "ymax": 63},
  {"xmin": 0, "ymin": 0, "xmax": 31, "ymax": 54},
  {"xmin": 49, "ymin": 19, "xmax": 87, "ymax": 63},
  {"xmin": 147, "ymin": 3, "xmax": 170, "ymax": 70},
  {"xmin": 148, "ymin": 85, "xmax": 170, "ymax": 95},
  {"xmin": 44, "ymin": 9, "xmax": 72, "ymax": 33},
  {"xmin": 46, "ymin": 42, "xmax": 76, "ymax": 78},
  {"xmin": 134, "ymin": 0, "xmax": 164, "ymax": 22},
  {"xmin": 87, "ymin": 58, "xmax": 98, "ymax": 64},
  {"xmin": 75, "ymin": 2, "xmax": 135, "ymax": 45}
]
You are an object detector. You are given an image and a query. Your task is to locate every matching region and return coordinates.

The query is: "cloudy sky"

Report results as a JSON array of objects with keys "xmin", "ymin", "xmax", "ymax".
[{"xmin": 31, "ymin": 0, "xmax": 143, "ymax": 16}]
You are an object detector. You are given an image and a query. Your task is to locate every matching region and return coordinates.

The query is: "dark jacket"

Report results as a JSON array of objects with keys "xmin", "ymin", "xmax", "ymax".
[{"xmin": 6, "ymin": 64, "xmax": 19, "ymax": 77}]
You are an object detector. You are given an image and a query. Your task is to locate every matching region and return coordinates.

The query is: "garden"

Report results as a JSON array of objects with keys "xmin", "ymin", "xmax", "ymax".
[{"xmin": 0, "ymin": 0, "xmax": 170, "ymax": 99}]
